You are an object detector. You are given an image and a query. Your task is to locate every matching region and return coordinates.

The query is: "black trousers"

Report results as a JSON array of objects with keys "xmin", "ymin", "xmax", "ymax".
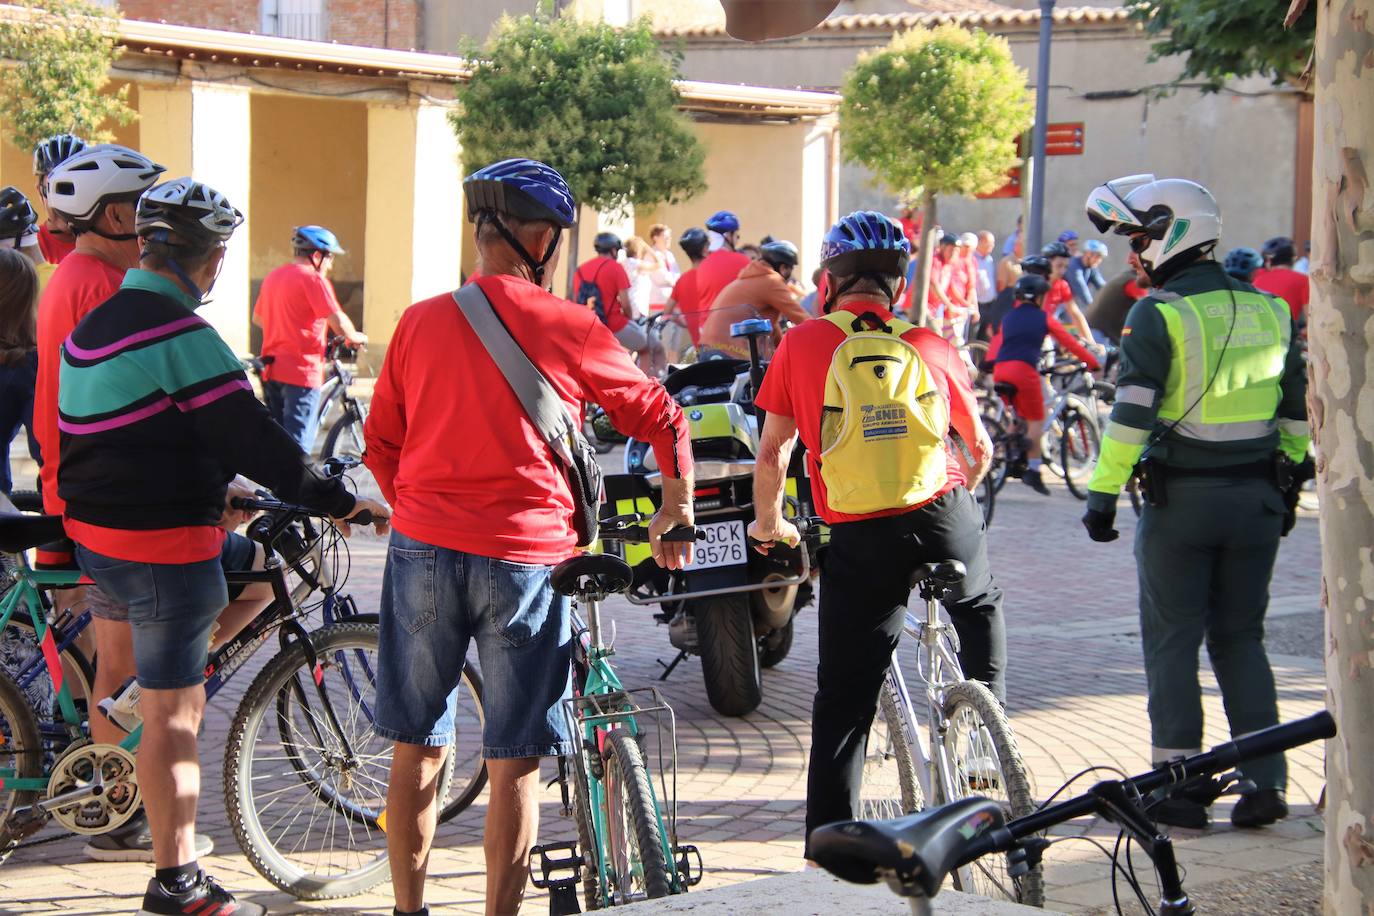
[{"xmin": 803, "ymin": 486, "xmax": 1005, "ymax": 852}]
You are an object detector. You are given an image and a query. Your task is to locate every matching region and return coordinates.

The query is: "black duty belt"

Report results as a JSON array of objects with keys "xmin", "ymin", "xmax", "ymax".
[{"xmin": 1162, "ymin": 460, "xmax": 1273, "ymax": 480}]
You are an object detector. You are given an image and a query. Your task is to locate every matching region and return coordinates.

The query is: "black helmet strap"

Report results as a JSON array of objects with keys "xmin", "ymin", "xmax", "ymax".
[
  {"xmin": 479, "ymin": 210, "xmax": 561, "ymax": 287},
  {"xmin": 824, "ymin": 271, "xmax": 897, "ymax": 314}
]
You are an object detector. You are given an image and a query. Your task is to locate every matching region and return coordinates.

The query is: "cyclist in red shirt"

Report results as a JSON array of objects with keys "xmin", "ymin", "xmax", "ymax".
[
  {"xmin": 34, "ymin": 144, "xmax": 219, "ymax": 863},
  {"xmin": 31, "ymin": 134, "xmax": 87, "ymax": 265},
  {"xmin": 662, "ymin": 226, "xmax": 708, "ymax": 352},
  {"xmin": 366, "ymin": 158, "xmax": 695, "ymax": 916},
  {"xmin": 1252, "ymin": 236, "xmax": 1310, "ymax": 322},
  {"xmin": 693, "ymin": 210, "xmax": 751, "ymax": 315},
  {"xmin": 572, "ymin": 232, "xmax": 650, "ymax": 362},
  {"xmin": 252, "ymin": 225, "xmax": 367, "ymax": 451},
  {"xmin": 748, "ymin": 211, "xmax": 1003, "ymax": 857}
]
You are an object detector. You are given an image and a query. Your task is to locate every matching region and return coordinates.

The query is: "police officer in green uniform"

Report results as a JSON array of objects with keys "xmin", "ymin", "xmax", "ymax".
[{"xmin": 1080, "ymin": 175, "xmax": 1311, "ymax": 830}]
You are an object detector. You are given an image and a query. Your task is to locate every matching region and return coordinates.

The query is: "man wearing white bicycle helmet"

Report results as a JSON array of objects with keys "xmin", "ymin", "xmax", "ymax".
[
  {"xmin": 61, "ymin": 177, "xmax": 385, "ymax": 916},
  {"xmin": 31, "ymin": 145, "xmax": 175, "ymax": 861},
  {"xmin": 1082, "ymin": 175, "xmax": 1309, "ymax": 830}
]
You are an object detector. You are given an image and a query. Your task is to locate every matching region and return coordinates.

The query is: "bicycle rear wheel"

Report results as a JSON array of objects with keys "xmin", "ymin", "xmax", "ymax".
[
  {"xmin": 984, "ymin": 416, "xmax": 1010, "ymax": 495},
  {"xmin": 860, "ymin": 676, "xmax": 924, "ymax": 821},
  {"xmin": 938, "ymin": 680, "xmax": 1043, "ymax": 906},
  {"xmin": 225, "ymin": 622, "xmax": 457, "ymax": 899},
  {"xmin": 0, "ymin": 669, "xmax": 42, "ymax": 863},
  {"xmin": 600, "ymin": 728, "xmax": 674, "ymax": 903},
  {"xmin": 1059, "ymin": 406, "xmax": 1101, "ymax": 500}
]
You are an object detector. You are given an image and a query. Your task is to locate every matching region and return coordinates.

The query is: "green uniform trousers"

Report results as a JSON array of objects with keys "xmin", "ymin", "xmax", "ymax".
[{"xmin": 1135, "ymin": 475, "xmax": 1288, "ymax": 790}]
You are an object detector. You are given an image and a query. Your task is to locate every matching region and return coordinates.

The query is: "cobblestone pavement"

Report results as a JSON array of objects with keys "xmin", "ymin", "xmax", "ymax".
[{"xmin": 0, "ymin": 462, "xmax": 1327, "ymax": 915}]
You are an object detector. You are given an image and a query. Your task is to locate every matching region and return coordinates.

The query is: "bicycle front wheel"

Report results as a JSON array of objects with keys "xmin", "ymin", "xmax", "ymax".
[
  {"xmin": 1059, "ymin": 407, "xmax": 1101, "ymax": 500},
  {"xmin": 860, "ymin": 677, "xmax": 925, "ymax": 821},
  {"xmin": 600, "ymin": 728, "xmax": 674, "ymax": 903},
  {"xmin": 0, "ymin": 669, "xmax": 41, "ymax": 863},
  {"xmin": 939, "ymin": 680, "xmax": 1043, "ymax": 906},
  {"xmin": 225, "ymin": 622, "xmax": 456, "ymax": 899},
  {"xmin": 322, "ymin": 407, "xmax": 381, "ymax": 502}
]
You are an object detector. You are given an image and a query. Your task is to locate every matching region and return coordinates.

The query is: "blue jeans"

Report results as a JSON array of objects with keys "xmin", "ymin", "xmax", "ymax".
[
  {"xmin": 0, "ymin": 352, "xmax": 38, "ymax": 494},
  {"xmin": 263, "ymin": 380, "xmax": 321, "ymax": 453},
  {"xmin": 373, "ymin": 529, "xmax": 574, "ymax": 759},
  {"xmin": 74, "ymin": 533, "xmax": 257, "ymax": 690}
]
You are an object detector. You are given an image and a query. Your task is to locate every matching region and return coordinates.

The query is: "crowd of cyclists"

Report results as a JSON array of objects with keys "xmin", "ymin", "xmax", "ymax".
[{"xmin": 0, "ymin": 131, "xmax": 1316, "ymax": 915}]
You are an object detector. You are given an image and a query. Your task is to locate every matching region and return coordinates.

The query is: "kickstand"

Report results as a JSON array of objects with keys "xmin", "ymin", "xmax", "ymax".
[{"xmin": 656, "ymin": 650, "xmax": 688, "ymax": 681}]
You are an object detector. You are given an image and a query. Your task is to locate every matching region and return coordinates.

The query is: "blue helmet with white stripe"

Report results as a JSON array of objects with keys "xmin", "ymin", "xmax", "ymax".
[
  {"xmin": 705, "ymin": 210, "xmax": 740, "ymax": 233},
  {"xmin": 819, "ymin": 210, "xmax": 910, "ymax": 278},
  {"xmin": 463, "ymin": 158, "xmax": 576, "ymax": 229}
]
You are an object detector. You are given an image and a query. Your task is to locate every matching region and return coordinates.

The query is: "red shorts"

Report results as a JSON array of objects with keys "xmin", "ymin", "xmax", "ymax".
[{"xmin": 992, "ymin": 360, "xmax": 1046, "ymax": 421}]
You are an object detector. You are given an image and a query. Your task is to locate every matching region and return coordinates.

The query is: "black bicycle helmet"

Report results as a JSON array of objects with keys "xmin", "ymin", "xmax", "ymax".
[
  {"xmin": 594, "ymin": 232, "xmax": 623, "ymax": 254},
  {"xmin": 33, "ymin": 133, "xmax": 87, "ymax": 178},
  {"xmin": 1040, "ymin": 241, "xmax": 1071, "ymax": 259},
  {"xmin": 1262, "ymin": 236, "xmax": 1296, "ymax": 266},
  {"xmin": 1013, "ymin": 273, "xmax": 1050, "ymax": 303},
  {"xmin": 1020, "ymin": 255, "xmax": 1052, "ymax": 277},
  {"xmin": 0, "ymin": 187, "xmax": 38, "ymax": 243},
  {"xmin": 679, "ymin": 227, "xmax": 708, "ymax": 259},
  {"xmin": 759, "ymin": 239, "xmax": 799, "ymax": 267}
]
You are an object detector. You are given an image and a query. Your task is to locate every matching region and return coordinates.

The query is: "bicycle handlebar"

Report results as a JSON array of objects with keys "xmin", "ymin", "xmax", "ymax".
[
  {"xmin": 962, "ymin": 710, "xmax": 1336, "ymax": 862},
  {"xmin": 598, "ymin": 512, "xmax": 702, "ymax": 544}
]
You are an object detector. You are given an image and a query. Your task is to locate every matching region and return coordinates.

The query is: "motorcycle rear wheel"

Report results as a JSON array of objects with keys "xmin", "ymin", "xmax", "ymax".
[{"xmin": 695, "ymin": 596, "xmax": 762, "ymax": 716}]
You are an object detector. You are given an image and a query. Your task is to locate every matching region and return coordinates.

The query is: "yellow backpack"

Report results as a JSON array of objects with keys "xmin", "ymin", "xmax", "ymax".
[{"xmin": 818, "ymin": 310, "xmax": 949, "ymax": 514}]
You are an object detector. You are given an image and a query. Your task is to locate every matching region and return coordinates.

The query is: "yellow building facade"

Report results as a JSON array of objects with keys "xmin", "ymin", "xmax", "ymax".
[{"xmin": 0, "ymin": 17, "xmax": 838, "ymax": 369}]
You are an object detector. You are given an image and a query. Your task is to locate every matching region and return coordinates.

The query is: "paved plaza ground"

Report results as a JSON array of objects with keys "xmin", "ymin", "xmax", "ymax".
[{"xmin": 0, "ymin": 454, "xmax": 1327, "ymax": 914}]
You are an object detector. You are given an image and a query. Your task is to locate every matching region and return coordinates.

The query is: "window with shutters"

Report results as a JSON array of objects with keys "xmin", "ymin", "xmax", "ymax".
[{"xmin": 261, "ymin": 0, "xmax": 327, "ymax": 41}]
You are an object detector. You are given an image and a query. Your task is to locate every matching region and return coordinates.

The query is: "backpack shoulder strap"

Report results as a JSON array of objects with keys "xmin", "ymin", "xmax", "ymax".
[
  {"xmin": 822, "ymin": 310, "xmax": 916, "ymax": 337},
  {"xmin": 453, "ymin": 284, "xmax": 571, "ymax": 452}
]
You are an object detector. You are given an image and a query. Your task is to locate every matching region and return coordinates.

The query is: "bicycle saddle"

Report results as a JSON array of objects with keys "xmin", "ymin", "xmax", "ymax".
[
  {"xmin": 810, "ymin": 796, "xmax": 1006, "ymax": 899},
  {"xmin": 0, "ymin": 514, "xmax": 68, "ymax": 554},
  {"xmin": 551, "ymin": 554, "xmax": 633, "ymax": 598},
  {"xmin": 909, "ymin": 560, "xmax": 966, "ymax": 590},
  {"xmin": 993, "ymin": 382, "xmax": 1019, "ymax": 399}
]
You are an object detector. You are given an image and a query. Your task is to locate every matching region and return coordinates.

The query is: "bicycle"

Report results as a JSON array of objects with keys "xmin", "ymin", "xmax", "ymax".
[
  {"xmin": 858, "ymin": 559, "xmax": 1042, "ymax": 906},
  {"xmin": 241, "ymin": 335, "xmax": 368, "ymax": 464},
  {"xmin": 0, "ymin": 466, "xmax": 486, "ymax": 899},
  {"xmin": 814, "ymin": 710, "xmax": 1336, "ymax": 915},
  {"xmin": 529, "ymin": 514, "xmax": 704, "ymax": 912}
]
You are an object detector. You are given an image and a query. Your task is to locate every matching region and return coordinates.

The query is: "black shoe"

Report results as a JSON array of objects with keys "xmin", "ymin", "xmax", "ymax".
[
  {"xmin": 84, "ymin": 811, "xmax": 214, "ymax": 862},
  {"xmin": 1150, "ymin": 795, "xmax": 1211, "ymax": 829},
  {"xmin": 1023, "ymin": 468, "xmax": 1050, "ymax": 495},
  {"xmin": 137, "ymin": 871, "xmax": 265, "ymax": 916},
  {"xmin": 1232, "ymin": 789, "xmax": 1288, "ymax": 828}
]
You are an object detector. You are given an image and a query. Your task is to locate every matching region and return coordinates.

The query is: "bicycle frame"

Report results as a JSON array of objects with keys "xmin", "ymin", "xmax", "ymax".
[
  {"xmin": 0, "ymin": 516, "xmax": 352, "ymax": 807},
  {"xmin": 564, "ymin": 595, "xmax": 686, "ymax": 903}
]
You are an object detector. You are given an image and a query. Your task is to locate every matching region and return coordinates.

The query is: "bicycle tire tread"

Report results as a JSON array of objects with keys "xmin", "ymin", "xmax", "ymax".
[{"xmin": 603, "ymin": 729, "xmax": 674, "ymax": 900}]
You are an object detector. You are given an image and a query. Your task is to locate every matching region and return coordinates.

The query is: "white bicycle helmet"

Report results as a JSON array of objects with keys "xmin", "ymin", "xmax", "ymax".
[
  {"xmin": 137, "ymin": 178, "xmax": 244, "ymax": 247},
  {"xmin": 46, "ymin": 145, "xmax": 165, "ymax": 232},
  {"xmin": 1085, "ymin": 174, "xmax": 1220, "ymax": 280}
]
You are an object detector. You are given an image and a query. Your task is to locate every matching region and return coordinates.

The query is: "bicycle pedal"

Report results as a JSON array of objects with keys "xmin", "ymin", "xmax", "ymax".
[
  {"xmin": 528, "ymin": 841, "xmax": 583, "ymax": 890},
  {"xmin": 675, "ymin": 844, "xmax": 704, "ymax": 887}
]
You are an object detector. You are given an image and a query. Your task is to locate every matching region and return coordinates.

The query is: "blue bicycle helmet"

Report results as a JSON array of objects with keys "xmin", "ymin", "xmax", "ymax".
[
  {"xmin": 463, "ymin": 158, "xmax": 576, "ymax": 229},
  {"xmin": 464, "ymin": 158, "xmax": 576, "ymax": 286},
  {"xmin": 292, "ymin": 225, "xmax": 345, "ymax": 255},
  {"xmin": 819, "ymin": 211, "xmax": 910, "ymax": 309},
  {"xmin": 705, "ymin": 210, "xmax": 740, "ymax": 233},
  {"xmin": 1261, "ymin": 236, "xmax": 1295, "ymax": 266},
  {"xmin": 1223, "ymin": 246, "xmax": 1263, "ymax": 281}
]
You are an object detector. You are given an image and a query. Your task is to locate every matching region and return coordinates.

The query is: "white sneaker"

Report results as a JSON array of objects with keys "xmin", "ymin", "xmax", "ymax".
[{"xmin": 97, "ymin": 677, "xmax": 142, "ymax": 733}]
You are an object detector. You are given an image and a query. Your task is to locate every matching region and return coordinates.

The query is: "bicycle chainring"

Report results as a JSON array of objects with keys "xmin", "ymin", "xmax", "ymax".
[{"xmin": 46, "ymin": 742, "xmax": 141, "ymax": 835}]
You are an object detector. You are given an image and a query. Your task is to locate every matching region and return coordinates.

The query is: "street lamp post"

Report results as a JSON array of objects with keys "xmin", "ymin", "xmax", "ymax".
[{"xmin": 1027, "ymin": 0, "xmax": 1055, "ymax": 254}]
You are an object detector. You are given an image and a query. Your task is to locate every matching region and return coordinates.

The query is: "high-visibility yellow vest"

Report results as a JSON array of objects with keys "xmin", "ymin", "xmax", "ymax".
[{"xmin": 1150, "ymin": 288, "xmax": 1291, "ymax": 445}]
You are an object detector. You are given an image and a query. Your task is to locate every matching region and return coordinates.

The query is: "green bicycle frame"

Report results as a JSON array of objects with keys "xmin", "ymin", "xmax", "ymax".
[
  {"xmin": 577, "ymin": 640, "xmax": 682, "ymax": 902},
  {"xmin": 0, "ymin": 569, "xmax": 141, "ymax": 793}
]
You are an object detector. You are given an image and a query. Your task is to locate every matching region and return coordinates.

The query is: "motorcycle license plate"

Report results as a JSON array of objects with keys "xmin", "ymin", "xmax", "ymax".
[{"xmin": 685, "ymin": 521, "xmax": 748, "ymax": 571}]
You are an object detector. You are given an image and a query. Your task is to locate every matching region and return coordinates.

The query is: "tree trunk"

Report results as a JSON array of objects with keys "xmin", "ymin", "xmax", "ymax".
[
  {"xmin": 1312, "ymin": 3, "xmax": 1374, "ymax": 913},
  {"xmin": 564, "ymin": 220, "xmax": 581, "ymax": 300},
  {"xmin": 911, "ymin": 194, "xmax": 939, "ymax": 327}
]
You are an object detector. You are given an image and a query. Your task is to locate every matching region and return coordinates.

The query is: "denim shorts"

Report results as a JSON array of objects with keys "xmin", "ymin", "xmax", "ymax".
[
  {"xmin": 75, "ymin": 532, "xmax": 257, "ymax": 690},
  {"xmin": 373, "ymin": 529, "xmax": 574, "ymax": 759}
]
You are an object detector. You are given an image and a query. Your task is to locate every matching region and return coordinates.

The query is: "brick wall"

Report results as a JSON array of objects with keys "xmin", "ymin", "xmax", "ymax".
[{"xmin": 116, "ymin": 0, "xmax": 419, "ymax": 50}]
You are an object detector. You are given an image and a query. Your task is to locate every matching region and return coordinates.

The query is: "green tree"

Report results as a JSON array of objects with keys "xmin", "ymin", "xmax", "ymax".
[
  {"xmin": 452, "ymin": 12, "xmax": 705, "ymax": 295},
  {"xmin": 840, "ymin": 24, "xmax": 1031, "ymax": 323},
  {"xmin": 1126, "ymin": 0, "xmax": 1316, "ymax": 90},
  {"xmin": 0, "ymin": 0, "xmax": 136, "ymax": 151}
]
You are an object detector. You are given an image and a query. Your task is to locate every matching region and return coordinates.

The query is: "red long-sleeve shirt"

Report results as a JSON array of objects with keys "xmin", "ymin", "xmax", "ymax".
[{"xmin": 364, "ymin": 275, "xmax": 693, "ymax": 565}]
